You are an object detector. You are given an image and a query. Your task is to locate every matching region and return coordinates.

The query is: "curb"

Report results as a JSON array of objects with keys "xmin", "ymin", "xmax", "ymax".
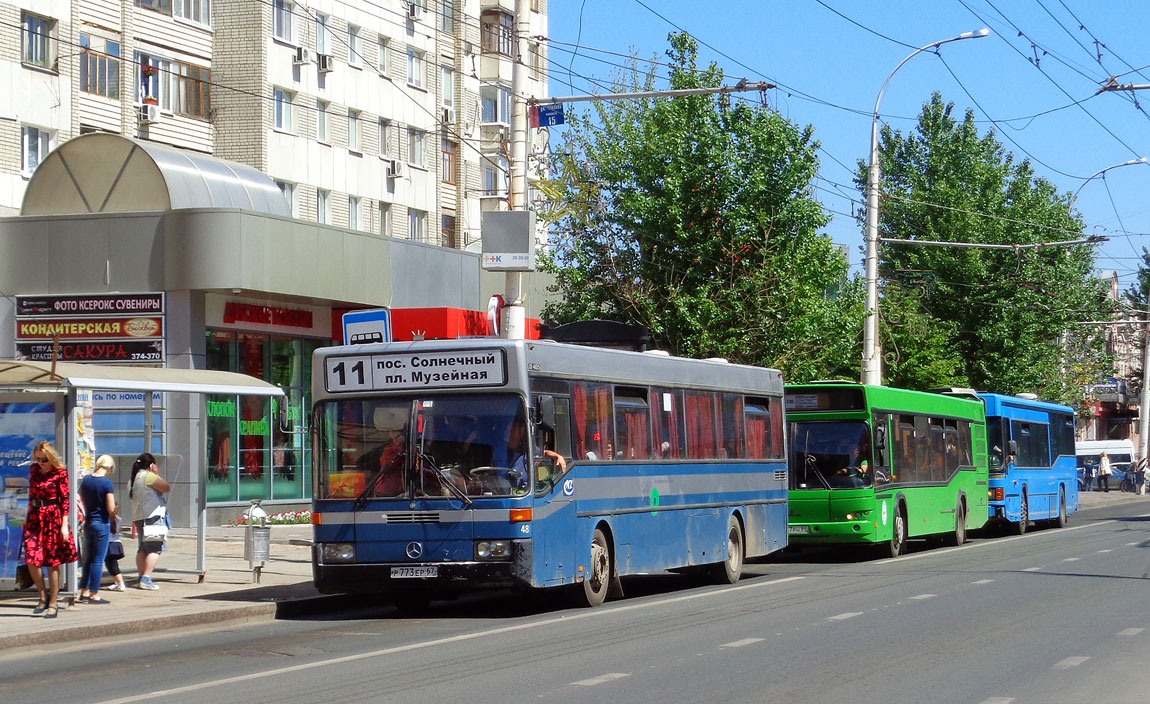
[{"xmin": 0, "ymin": 602, "xmax": 278, "ymax": 651}]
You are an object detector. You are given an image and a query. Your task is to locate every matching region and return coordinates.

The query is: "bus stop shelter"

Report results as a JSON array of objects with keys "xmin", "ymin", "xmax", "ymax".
[{"xmin": 0, "ymin": 360, "xmax": 283, "ymax": 592}]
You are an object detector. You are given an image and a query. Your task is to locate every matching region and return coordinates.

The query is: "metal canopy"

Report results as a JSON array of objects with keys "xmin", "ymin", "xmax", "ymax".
[
  {"xmin": 20, "ymin": 133, "xmax": 290, "ymax": 217},
  {"xmin": 0, "ymin": 360, "xmax": 283, "ymax": 396}
]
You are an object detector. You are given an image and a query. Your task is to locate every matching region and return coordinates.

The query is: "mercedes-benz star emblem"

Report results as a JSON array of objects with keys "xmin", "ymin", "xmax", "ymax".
[{"xmin": 405, "ymin": 542, "xmax": 423, "ymax": 559}]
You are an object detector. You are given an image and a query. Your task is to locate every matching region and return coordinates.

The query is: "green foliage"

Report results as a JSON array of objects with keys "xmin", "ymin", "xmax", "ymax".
[
  {"xmin": 539, "ymin": 33, "xmax": 863, "ymax": 381},
  {"xmin": 863, "ymin": 94, "xmax": 1113, "ymax": 404}
]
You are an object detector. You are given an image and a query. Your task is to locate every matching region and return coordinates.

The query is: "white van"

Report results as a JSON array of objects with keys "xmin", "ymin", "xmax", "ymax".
[{"xmin": 1076, "ymin": 439, "xmax": 1135, "ymax": 489}]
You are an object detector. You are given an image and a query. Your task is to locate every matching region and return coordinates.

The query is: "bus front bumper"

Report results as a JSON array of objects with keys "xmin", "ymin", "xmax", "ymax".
[
  {"xmin": 787, "ymin": 520, "xmax": 877, "ymax": 544},
  {"xmin": 312, "ymin": 540, "xmax": 535, "ymax": 595}
]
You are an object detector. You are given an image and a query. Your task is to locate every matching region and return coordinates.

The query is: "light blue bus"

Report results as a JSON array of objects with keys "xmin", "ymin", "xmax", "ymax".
[
  {"xmin": 310, "ymin": 339, "xmax": 789, "ymax": 609},
  {"xmin": 978, "ymin": 393, "xmax": 1078, "ymax": 534}
]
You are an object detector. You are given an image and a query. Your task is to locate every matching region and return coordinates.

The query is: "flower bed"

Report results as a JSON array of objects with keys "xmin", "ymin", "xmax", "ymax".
[{"xmin": 228, "ymin": 510, "xmax": 312, "ymax": 526}]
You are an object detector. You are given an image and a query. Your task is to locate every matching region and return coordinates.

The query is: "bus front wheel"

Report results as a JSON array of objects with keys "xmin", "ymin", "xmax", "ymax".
[
  {"xmin": 887, "ymin": 505, "xmax": 907, "ymax": 558},
  {"xmin": 578, "ymin": 527, "xmax": 611, "ymax": 608},
  {"xmin": 1013, "ymin": 492, "xmax": 1028, "ymax": 536},
  {"xmin": 711, "ymin": 515, "xmax": 745, "ymax": 585}
]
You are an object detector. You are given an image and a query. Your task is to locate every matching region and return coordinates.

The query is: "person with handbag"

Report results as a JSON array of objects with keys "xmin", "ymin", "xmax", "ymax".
[
  {"xmin": 78, "ymin": 454, "xmax": 117, "ymax": 604},
  {"xmin": 23, "ymin": 440, "xmax": 80, "ymax": 618},
  {"xmin": 129, "ymin": 453, "xmax": 169, "ymax": 591}
]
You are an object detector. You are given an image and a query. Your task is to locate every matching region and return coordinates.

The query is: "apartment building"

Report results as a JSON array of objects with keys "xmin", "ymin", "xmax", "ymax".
[{"xmin": 1, "ymin": 0, "xmax": 550, "ymax": 247}]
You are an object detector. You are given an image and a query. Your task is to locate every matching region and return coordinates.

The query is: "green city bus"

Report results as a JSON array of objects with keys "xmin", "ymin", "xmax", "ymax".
[{"xmin": 785, "ymin": 383, "xmax": 989, "ymax": 557}]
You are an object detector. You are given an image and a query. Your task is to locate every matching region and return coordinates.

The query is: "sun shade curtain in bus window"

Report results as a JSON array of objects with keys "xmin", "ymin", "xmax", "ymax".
[{"xmin": 685, "ymin": 391, "xmax": 718, "ymax": 459}]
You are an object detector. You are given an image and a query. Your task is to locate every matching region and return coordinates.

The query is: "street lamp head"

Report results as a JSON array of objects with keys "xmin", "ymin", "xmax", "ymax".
[{"xmin": 958, "ymin": 28, "xmax": 991, "ymax": 39}]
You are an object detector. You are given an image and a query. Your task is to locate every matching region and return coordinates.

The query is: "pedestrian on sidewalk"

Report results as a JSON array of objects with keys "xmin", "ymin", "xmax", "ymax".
[
  {"xmin": 78, "ymin": 454, "xmax": 117, "ymax": 604},
  {"xmin": 1099, "ymin": 452, "xmax": 1112, "ymax": 493},
  {"xmin": 130, "ymin": 453, "xmax": 170, "ymax": 591},
  {"xmin": 23, "ymin": 440, "xmax": 79, "ymax": 618},
  {"xmin": 103, "ymin": 513, "xmax": 127, "ymax": 591}
]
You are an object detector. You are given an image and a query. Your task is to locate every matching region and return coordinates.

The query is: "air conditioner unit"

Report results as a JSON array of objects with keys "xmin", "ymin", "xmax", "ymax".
[
  {"xmin": 386, "ymin": 159, "xmax": 405, "ymax": 179},
  {"xmin": 138, "ymin": 104, "xmax": 161, "ymax": 124},
  {"xmin": 441, "ymin": 107, "xmax": 456, "ymax": 124},
  {"xmin": 293, "ymin": 46, "xmax": 313, "ymax": 65},
  {"xmin": 407, "ymin": 2, "xmax": 424, "ymax": 20},
  {"xmin": 316, "ymin": 53, "xmax": 333, "ymax": 73}
]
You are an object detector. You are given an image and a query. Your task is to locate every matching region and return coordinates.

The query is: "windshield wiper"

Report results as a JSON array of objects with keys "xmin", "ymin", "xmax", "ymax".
[
  {"xmin": 802, "ymin": 453, "xmax": 832, "ymax": 490},
  {"xmin": 420, "ymin": 453, "xmax": 473, "ymax": 506}
]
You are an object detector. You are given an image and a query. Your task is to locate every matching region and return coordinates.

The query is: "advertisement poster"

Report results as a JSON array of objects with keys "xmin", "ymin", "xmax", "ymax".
[
  {"xmin": 75, "ymin": 390, "xmax": 96, "ymax": 477},
  {"xmin": 0, "ymin": 401, "xmax": 59, "ymax": 584}
]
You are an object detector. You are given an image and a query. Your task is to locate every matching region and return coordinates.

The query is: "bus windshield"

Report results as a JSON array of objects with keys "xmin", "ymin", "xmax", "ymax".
[
  {"xmin": 316, "ymin": 394, "xmax": 529, "ymax": 500},
  {"xmin": 788, "ymin": 420, "xmax": 873, "ymax": 489}
]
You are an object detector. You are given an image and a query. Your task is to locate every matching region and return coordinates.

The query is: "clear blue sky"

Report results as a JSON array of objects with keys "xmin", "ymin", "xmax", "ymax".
[{"xmin": 546, "ymin": 0, "xmax": 1150, "ymax": 294}]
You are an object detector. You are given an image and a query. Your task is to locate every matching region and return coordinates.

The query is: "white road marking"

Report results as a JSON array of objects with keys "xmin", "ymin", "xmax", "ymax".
[
  {"xmin": 1097, "ymin": 549, "xmax": 1113, "ymax": 553},
  {"xmin": 829, "ymin": 612, "xmax": 862, "ymax": 620},
  {"xmin": 720, "ymin": 638, "xmax": 764, "ymax": 648},
  {"xmin": 1023, "ymin": 567, "xmax": 1042, "ymax": 572},
  {"xmin": 1053, "ymin": 656, "xmax": 1090, "ymax": 669},
  {"xmin": 571, "ymin": 673, "xmax": 630, "ymax": 686},
  {"xmin": 92, "ymin": 576, "xmax": 806, "ymax": 703},
  {"xmin": 1118, "ymin": 628, "xmax": 1144, "ymax": 637},
  {"xmin": 1062, "ymin": 557, "xmax": 1080, "ymax": 562},
  {"xmin": 909, "ymin": 593, "xmax": 936, "ymax": 600},
  {"xmin": 977, "ymin": 698, "xmax": 1015, "ymax": 704},
  {"xmin": 971, "ymin": 579, "xmax": 995, "ymax": 585}
]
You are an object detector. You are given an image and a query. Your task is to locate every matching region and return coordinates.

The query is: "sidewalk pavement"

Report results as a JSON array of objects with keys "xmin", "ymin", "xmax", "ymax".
[
  {"xmin": 0, "ymin": 524, "xmax": 334, "ymax": 653},
  {"xmin": 3, "ymin": 490, "xmax": 1148, "ymax": 653}
]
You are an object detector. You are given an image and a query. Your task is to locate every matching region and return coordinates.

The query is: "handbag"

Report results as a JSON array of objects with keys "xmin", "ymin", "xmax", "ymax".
[
  {"xmin": 106, "ymin": 539, "xmax": 125, "ymax": 559},
  {"xmin": 15, "ymin": 544, "xmax": 34, "ymax": 590},
  {"xmin": 142, "ymin": 505, "xmax": 169, "ymax": 543}
]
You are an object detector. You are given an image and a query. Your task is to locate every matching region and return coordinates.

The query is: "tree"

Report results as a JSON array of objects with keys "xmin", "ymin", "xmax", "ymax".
[
  {"xmin": 538, "ymin": 33, "xmax": 862, "ymax": 381},
  {"xmin": 864, "ymin": 93, "xmax": 1113, "ymax": 403}
]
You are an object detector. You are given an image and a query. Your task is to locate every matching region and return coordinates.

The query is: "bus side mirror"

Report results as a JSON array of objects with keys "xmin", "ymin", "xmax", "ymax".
[
  {"xmin": 1008, "ymin": 440, "xmax": 1019, "ymax": 456},
  {"xmin": 873, "ymin": 423, "xmax": 888, "ymax": 465},
  {"xmin": 278, "ymin": 406, "xmax": 293, "ymax": 434},
  {"xmin": 534, "ymin": 395, "xmax": 556, "ymax": 431}
]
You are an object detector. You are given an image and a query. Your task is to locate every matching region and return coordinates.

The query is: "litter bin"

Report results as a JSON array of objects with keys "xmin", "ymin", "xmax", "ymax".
[{"xmin": 243, "ymin": 499, "xmax": 270, "ymax": 583}]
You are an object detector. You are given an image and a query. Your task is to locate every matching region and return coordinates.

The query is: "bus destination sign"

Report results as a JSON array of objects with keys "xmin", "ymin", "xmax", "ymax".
[{"xmin": 324, "ymin": 350, "xmax": 507, "ymax": 392}]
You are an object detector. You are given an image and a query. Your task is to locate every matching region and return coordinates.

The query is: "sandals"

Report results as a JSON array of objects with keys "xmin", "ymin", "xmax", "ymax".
[
  {"xmin": 82, "ymin": 596, "xmax": 111, "ymax": 605},
  {"xmin": 32, "ymin": 601, "xmax": 46, "ymax": 615},
  {"xmin": 44, "ymin": 605, "xmax": 58, "ymax": 618}
]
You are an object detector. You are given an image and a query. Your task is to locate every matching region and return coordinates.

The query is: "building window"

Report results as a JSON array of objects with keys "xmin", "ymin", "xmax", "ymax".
[
  {"xmin": 439, "ymin": 0, "xmax": 454, "ymax": 33},
  {"xmin": 80, "ymin": 34, "xmax": 121, "ymax": 99},
  {"xmin": 483, "ymin": 155, "xmax": 508, "ymax": 196},
  {"xmin": 274, "ymin": 87, "xmax": 294, "ymax": 131},
  {"xmin": 441, "ymin": 66, "xmax": 454, "ymax": 107},
  {"xmin": 481, "ymin": 84, "xmax": 512, "ymax": 124},
  {"xmin": 408, "ymin": 128, "xmax": 425, "ymax": 167},
  {"xmin": 22, "ymin": 13, "xmax": 56, "ymax": 71},
  {"xmin": 173, "ymin": 0, "xmax": 211, "ymax": 25},
  {"xmin": 532, "ymin": 0, "xmax": 540, "ymax": 11},
  {"xmin": 380, "ymin": 202, "xmax": 392, "ymax": 237},
  {"xmin": 317, "ymin": 189, "xmax": 331, "ymax": 224},
  {"xmin": 481, "ymin": 10, "xmax": 514, "ymax": 57},
  {"xmin": 275, "ymin": 180, "xmax": 298, "ymax": 217},
  {"xmin": 135, "ymin": 0, "xmax": 172, "ymax": 12},
  {"xmin": 137, "ymin": 53, "xmax": 211, "ymax": 119},
  {"xmin": 409, "ymin": 209, "xmax": 427, "ymax": 243},
  {"xmin": 349, "ymin": 196, "xmax": 361, "ymax": 230},
  {"xmin": 529, "ymin": 42, "xmax": 542, "ymax": 80},
  {"xmin": 22, "ymin": 126, "xmax": 53, "ymax": 176},
  {"xmin": 378, "ymin": 119, "xmax": 390, "ymax": 157},
  {"xmin": 348, "ymin": 24, "xmax": 362, "ymax": 66},
  {"xmin": 348, "ymin": 109, "xmax": 361, "ymax": 152},
  {"xmin": 316, "ymin": 100, "xmax": 328, "ymax": 142},
  {"xmin": 273, "ymin": 0, "xmax": 294, "ymax": 43},
  {"xmin": 441, "ymin": 214, "xmax": 457, "ymax": 248},
  {"xmin": 315, "ymin": 13, "xmax": 329, "ymax": 55},
  {"xmin": 407, "ymin": 49, "xmax": 424, "ymax": 88},
  {"xmin": 441, "ymin": 138, "xmax": 457, "ymax": 184},
  {"xmin": 377, "ymin": 36, "xmax": 389, "ymax": 74}
]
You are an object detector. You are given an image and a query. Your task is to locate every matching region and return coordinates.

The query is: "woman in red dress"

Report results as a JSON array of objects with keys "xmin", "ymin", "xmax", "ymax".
[{"xmin": 23, "ymin": 440, "xmax": 79, "ymax": 618}]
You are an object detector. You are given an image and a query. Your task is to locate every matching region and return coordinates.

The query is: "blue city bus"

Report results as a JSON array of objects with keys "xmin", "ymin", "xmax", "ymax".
[
  {"xmin": 978, "ymin": 393, "xmax": 1078, "ymax": 533},
  {"xmin": 310, "ymin": 338, "xmax": 789, "ymax": 609}
]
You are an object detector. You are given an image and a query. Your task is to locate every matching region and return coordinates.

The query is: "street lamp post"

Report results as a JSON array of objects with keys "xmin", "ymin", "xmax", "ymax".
[
  {"xmin": 1069, "ymin": 158, "xmax": 1146, "ymax": 206},
  {"xmin": 861, "ymin": 28, "xmax": 990, "ymax": 386}
]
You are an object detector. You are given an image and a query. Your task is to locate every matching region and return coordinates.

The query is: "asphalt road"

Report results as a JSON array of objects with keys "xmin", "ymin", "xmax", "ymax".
[{"xmin": 4, "ymin": 502, "xmax": 1150, "ymax": 704}]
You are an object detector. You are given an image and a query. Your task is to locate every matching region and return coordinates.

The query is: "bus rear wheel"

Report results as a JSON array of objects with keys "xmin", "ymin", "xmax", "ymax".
[
  {"xmin": 1049, "ymin": 489, "xmax": 1068, "ymax": 529},
  {"xmin": 945, "ymin": 500, "xmax": 966, "ymax": 547},
  {"xmin": 577, "ymin": 527, "xmax": 611, "ymax": 608},
  {"xmin": 886, "ymin": 506, "xmax": 907, "ymax": 558},
  {"xmin": 1013, "ymin": 493, "xmax": 1028, "ymax": 535},
  {"xmin": 711, "ymin": 516, "xmax": 745, "ymax": 585}
]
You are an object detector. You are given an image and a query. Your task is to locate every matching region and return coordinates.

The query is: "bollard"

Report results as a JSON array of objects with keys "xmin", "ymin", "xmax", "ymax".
[{"xmin": 242, "ymin": 499, "xmax": 270, "ymax": 583}]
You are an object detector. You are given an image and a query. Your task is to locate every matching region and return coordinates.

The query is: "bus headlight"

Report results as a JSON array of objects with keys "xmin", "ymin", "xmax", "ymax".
[
  {"xmin": 320, "ymin": 543, "xmax": 356, "ymax": 563},
  {"xmin": 475, "ymin": 540, "xmax": 511, "ymax": 560},
  {"xmin": 844, "ymin": 510, "xmax": 871, "ymax": 521}
]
